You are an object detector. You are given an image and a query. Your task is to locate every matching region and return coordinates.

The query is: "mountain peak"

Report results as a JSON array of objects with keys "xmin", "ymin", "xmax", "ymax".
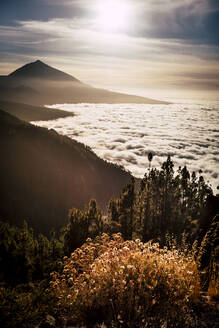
[
  {"xmin": 34, "ymin": 59, "xmax": 43, "ymax": 64},
  {"xmin": 31, "ymin": 59, "xmax": 46, "ymax": 67},
  {"xmin": 9, "ymin": 60, "xmax": 81, "ymax": 83}
]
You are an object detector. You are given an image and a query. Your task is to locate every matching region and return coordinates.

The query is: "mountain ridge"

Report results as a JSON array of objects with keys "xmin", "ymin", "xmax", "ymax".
[
  {"xmin": 0, "ymin": 60, "xmax": 169, "ymax": 105},
  {"xmin": 0, "ymin": 100, "xmax": 74, "ymax": 121}
]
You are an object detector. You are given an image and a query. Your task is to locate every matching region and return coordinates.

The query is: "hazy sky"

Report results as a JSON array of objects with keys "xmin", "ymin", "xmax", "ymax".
[{"xmin": 0, "ymin": 0, "xmax": 219, "ymax": 99}]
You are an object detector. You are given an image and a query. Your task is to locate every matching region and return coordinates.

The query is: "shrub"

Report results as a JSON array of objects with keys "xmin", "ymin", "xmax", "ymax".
[
  {"xmin": 50, "ymin": 233, "xmax": 200, "ymax": 327},
  {"xmin": 0, "ymin": 281, "xmax": 55, "ymax": 328}
]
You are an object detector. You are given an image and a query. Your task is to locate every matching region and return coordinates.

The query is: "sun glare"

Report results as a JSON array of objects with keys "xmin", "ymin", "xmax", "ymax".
[{"xmin": 96, "ymin": 0, "xmax": 131, "ymax": 32}]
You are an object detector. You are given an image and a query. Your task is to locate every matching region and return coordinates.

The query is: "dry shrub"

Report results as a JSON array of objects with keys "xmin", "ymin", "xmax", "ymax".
[{"xmin": 50, "ymin": 233, "xmax": 200, "ymax": 327}]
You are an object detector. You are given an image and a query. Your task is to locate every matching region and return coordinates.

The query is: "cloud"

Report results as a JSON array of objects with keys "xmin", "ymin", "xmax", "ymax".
[
  {"xmin": 0, "ymin": 0, "xmax": 88, "ymax": 26},
  {"xmin": 1, "ymin": 0, "xmax": 218, "ymax": 47},
  {"xmin": 113, "ymin": 138, "xmax": 127, "ymax": 143},
  {"xmin": 33, "ymin": 102, "xmax": 219, "ymax": 192},
  {"xmin": 127, "ymin": 0, "xmax": 219, "ymax": 46}
]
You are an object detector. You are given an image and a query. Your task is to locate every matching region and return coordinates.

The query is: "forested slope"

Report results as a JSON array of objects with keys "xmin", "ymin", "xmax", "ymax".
[{"xmin": 0, "ymin": 109, "xmax": 131, "ymax": 234}]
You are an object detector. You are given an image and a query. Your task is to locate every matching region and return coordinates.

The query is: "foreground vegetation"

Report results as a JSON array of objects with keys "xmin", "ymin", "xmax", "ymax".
[
  {"xmin": 0, "ymin": 157, "xmax": 218, "ymax": 327},
  {"xmin": 51, "ymin": 233, "xmax": 200, "ymax": 327}
]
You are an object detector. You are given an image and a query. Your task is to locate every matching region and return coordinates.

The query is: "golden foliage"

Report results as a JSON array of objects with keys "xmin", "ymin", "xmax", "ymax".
[{"xmin": 50, "ymin": 233, "xmax": 201, "ymax": 327}]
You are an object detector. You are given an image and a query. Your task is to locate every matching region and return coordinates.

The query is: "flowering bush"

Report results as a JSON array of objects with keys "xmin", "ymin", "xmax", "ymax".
[{"xmin": 50, "ymin": 233, "xmax": 200, "ymax": 327}]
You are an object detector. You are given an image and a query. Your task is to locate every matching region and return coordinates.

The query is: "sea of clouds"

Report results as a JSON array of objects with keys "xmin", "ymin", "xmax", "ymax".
[{"xmin": 33, "ymin": 101, "xmax": 219, "ymax": 192}]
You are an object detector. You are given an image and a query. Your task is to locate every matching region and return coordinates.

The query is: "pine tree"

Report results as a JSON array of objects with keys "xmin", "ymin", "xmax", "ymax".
[
  {"xmin": 64, "ymin": 199, "xmax": 103, "ymax": 255},
  {"xmin": 108, "ymin": 178, "xmax": 135, "ymax": 240},
  {"xmin": 148, "ymin": 152, "xmax": 153, "ymax": 170}
]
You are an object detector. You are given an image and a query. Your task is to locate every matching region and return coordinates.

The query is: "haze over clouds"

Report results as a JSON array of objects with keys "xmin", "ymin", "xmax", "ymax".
[
  {"xmin": 0, "ymin": 0, "xmax": 219, "ymax": 98},
  {"xmin": 33, "ymin": 101, "xmax": 219, "ymax": 192}
]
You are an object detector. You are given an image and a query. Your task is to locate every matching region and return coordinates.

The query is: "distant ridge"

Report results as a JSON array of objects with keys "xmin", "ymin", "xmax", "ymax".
[
  {"xmin": 0, "ymin": 100, "xmax": 74, "ymax": 122},
  {"xmin": 9, "ymin": 60, "xmax": 81, "ymax": 82},
  {"xmin": 0, "ymin": 60, "xmax": 169, "ymax": 105}
]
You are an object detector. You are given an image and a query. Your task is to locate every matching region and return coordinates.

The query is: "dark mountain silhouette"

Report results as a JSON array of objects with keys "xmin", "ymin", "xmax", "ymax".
[
  {"xmin": 0, "ymin": 100, "xmax": 74, "ymax": 122},
  {"xmin": 0, "ymin": 109, "xmax": 132, "ymax": 234},
  {"xmin": 9, "ymin": 60, "xmax": 81, "ymax": 83},
  {"xmin": 0, "ymin": 60, "xmax": 169, "ymax": 105}
]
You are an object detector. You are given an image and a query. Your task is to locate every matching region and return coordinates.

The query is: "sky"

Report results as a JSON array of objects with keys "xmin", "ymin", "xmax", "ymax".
[{"xmin": 0, "ymin": 0, "xmax": 219, "ymax": 100}]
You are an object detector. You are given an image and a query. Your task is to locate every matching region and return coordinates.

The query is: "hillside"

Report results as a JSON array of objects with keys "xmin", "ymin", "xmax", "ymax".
[
  {"xmin": 0, "ymin": 100, "xmax": 74, "ymax": 122},
  {"xmin": 0, "ymin": 60, "xmax": 169, "ymax": 105},
  {"xmin": 0, "ymin": 109, "xmax": 131, "ymax": 234}
]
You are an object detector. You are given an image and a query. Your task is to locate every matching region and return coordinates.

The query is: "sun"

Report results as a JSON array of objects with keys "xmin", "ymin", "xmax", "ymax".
[{"xmin": 96, "ymin": 0, "xmax": 131, "ymax": 32}]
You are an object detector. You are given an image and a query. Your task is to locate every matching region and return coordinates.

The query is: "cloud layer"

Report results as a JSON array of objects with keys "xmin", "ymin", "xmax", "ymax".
[{"xmin": 33, "ymin": 101, "xmax": 219, "ymax": 192}]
